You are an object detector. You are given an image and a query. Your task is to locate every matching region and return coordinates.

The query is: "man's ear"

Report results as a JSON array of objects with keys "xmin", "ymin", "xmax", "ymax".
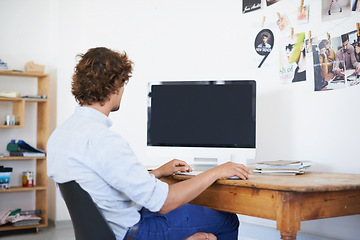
[{"xmin": 113, "ymin": 88, "xmax": 120, "ymax": 95}]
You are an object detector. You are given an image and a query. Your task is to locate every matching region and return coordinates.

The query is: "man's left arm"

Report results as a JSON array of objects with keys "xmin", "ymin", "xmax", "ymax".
[{"xmin": 350, "ymin": 46, "xmax": 360, "ymax": 72}]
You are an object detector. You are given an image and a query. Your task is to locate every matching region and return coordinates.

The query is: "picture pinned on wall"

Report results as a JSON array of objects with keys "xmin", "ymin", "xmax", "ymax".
[
  {"xmin": 337, "ymin": 31, "xmax": 360, "ymax": 87},
  {"xmin": 305, "ymin": 38, "xmax": 314, "ymax": 54},
  {"xmin": 322, "ymin": 0, "xmax": 352, "ymax": 22},
  {"xmin": 255, "ymin": 29, "xmax": 274, "ymax": 68},
  {"xmin": 310, "ymin": 36, "xmax": 343, "ymax": 91},
  {"xmin": 277, "ymin": 13, "xmax": 290, "ymax": 31},
  {"xmin": 279, "ymin": 32, "xmax": 306, "ymax": 84},
  {"xmin": 297, "ymin": 5, "xmax": 310, "ymax": 24},
  {"xmin": 266, "ymin": 0, "xmax": 281, "ymax": 6},
  {"xmin": 311, "ymin": 30, "xmax": 360, "ymax": 91},
  {"xmin": 352, "ymin": 0, "xmax": 360, "ymax": 11},
  {"xmin": 243, "ymin": 0, "xmax": 261, "ymax": 13}
]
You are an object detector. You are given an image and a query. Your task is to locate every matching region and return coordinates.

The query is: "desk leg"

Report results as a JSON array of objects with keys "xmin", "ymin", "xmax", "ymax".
[
  {"xmin": 276, "ymin": 192, "xmax": 301, "ymax": 240},
  {"xmin": 280, "ymin": 232, "xmax": 297, "ymax": 240}
]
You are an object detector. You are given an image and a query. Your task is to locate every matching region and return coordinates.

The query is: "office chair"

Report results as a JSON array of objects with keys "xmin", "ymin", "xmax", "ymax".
[
  {"xmin": 59, "ymin": 181, "xmax": 208, "ymax": 240},
  {"xmin": 58, "ymin": 181, "xmax": 116, "ymax": 240}
]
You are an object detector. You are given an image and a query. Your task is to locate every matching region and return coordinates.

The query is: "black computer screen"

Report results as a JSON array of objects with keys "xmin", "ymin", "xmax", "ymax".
[{"xmin": 147, "ymin": 80, "xmax": 256, "ymax": 148}]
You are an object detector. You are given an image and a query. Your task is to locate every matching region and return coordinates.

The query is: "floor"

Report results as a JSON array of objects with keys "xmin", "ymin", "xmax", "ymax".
[
  {"xmin": 0, "ymin": 222, "xmax": 75, "ymax": 240},
  {"xmin": 0, "ymin": 221, "xmax": 330, "ymax": 240}
]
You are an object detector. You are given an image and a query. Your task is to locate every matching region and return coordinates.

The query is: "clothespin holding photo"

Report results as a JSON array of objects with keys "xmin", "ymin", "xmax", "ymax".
[
  {"xmin": 291, "ymin": 27, "xmax": 294, "ymax": 39},
  {"xmin": 262, "ymin": 16, "xmax": 265, "ymax": 28},
  {"xmin": 327, "ymin": 32, "xmax": 331, "ymax": 44},
  {"xmin": 300, "ymin": 0, "xmax": 304, "ymax": 9},
  {"xmin": 277, "ymin": 12, "xmax": 281, "ymax": 21},
  {"xmin": 309, "ymin": 30, "xmax": 312, "ymax": 40},
  {"xmin": 357, "ymin": 22, "xmax": 360, "ymax": 37}
]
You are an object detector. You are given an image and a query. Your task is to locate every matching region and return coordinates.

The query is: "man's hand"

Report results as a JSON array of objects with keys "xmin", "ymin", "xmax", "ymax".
[
  {"xmin": 208, "ymin": 162, "xmax": 252, "ymax": 180},
  {"xmin": 150, "ymin": 159, "xmax": 192, "ymax": 178},
  {"xmin": 355, "ymin": 46, "xmax": 360, "ymax": 54},
  {"xmin": 320, "ymin": 48, "xmax": 327, "ymax": 58},
  {"xmin": 355, "ymin": 64, "xmax": 360, "ymax": 74},
  {"xmin": 334, "ymin": 68, "xmax": 345, "ymax": 77}
]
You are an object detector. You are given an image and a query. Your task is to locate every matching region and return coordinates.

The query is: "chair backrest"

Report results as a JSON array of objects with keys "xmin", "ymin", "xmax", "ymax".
[{"xmin": 58, "ymin": 181, "xmax": 116, "ymax": 240}]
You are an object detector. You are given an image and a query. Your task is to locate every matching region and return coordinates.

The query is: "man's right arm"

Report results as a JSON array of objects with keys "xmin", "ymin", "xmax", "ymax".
[
  {"xmin": 333, "ymin": 51, "xmax": 342, "ymax": 75},
  {"xmin": 159, "ymin": 162, "xmax": 251, "ymax": 214}
]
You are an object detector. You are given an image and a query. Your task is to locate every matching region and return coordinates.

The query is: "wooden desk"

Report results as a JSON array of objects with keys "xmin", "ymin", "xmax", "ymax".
[{"xmin": 162, "ymin": 172, "xmax": 360, "ymax": 240}]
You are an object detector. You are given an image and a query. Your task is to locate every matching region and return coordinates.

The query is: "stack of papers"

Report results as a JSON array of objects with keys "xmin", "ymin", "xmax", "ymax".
[{"xmin": 253, "ymin": 160, "xmax": 312, "ymax": 175}]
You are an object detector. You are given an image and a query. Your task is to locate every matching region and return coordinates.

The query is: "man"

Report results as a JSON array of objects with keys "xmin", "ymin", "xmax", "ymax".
[
  {"xmin": 47, "ymin": 47, "xmax": 251, "ymax": 240},
  {"xmin": 355, "ymin": 36, "xmax": 360, "ymax": 62},
  {"xmin": 318, "ymin": 39, "xmax": 336, "ymax": 80},
  {"xmin": 256, "ymin": 33, "xmax": 272, "ymax": 54},
  {"xmin": 286, "ymin": 32, "xmax": 306, "ymax": 82},
  {"xmin": 334, "ymin": 33, "xmax": 360, "ymax": 77}
]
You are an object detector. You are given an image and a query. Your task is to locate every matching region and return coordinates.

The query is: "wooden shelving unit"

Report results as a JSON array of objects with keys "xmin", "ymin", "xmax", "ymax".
[{"xmin": 0, "ymin": 71, "xmax": 49, "ymax": 232}]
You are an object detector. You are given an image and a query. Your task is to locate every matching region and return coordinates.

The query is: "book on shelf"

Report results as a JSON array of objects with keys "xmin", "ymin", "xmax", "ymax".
[
  {"xmin": 12, "ymin": 218, "xmax": 41, "ymax": 227},
  {"xmin": 7, "ymin": 139, "xmax": 46, "ymax": 157},
  {"xmin": 9, "ymin": 151, "xmax": 45, "ymax": 157},
  {"xmin": 19, "ymin": 210, "xmax": 42, "ymax": 216}
]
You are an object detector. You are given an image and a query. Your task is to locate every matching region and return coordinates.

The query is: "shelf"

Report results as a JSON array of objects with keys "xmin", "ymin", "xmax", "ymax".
[
  {"xmin": 0, "ymin": 71, "xmax": 47, "ymax": 78},
  {"xmin": 0, "ymin": 71, "xmax": 50, "ymax": 99},
  {"xmin": 0, "ymin": 156, "xmax": 46, "ymax": 161},
  {"xmin": 0, "ymin": 125, "xmax": 22, "ymax": 128},
  {"xmin": 0, "ymin": 97, "xmax": 47, "ymax": 102},
  {"xmin": 0, "ymin": 186, "xmax": 47, "ymax": 193},
  {"xmin": 0, "ymin": 97, "xmax": 47, "ymax": 128},
  {"xmin": 0, "ymin": 71, "xmax": 49, "ymax": 232},
  {"xmin": 0, "ymin": 223, "xmax": 47, "ymax": 232}
]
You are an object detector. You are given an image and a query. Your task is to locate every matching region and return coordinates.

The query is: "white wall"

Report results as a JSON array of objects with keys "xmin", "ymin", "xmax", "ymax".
[{"xmin": 0, "ymin": 0, "xmax": 359, "ymax": 239}]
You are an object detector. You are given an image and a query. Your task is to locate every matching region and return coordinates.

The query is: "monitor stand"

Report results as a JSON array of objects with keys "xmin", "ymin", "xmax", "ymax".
[
  {"xmin": 192, "ymin": 153, "xmax": 248, "ymax": 171},
  {"xmin": 192, "ymin": 154, "xmax": 231, "ymax": 171}
]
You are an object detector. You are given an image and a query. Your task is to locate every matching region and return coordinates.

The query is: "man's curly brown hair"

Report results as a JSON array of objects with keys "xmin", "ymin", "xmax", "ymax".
[{"xmin": 71, "ymin": 47, "xmax": 133, "ymax": 106}]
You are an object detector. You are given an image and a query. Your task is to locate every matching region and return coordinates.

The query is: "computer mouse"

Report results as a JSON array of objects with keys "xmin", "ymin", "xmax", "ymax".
[{"xmin": 227, "ymin": 176, "xmax": 242, "ymax": 180}]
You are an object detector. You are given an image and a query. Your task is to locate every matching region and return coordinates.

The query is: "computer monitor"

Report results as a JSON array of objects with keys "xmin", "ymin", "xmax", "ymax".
[{"xmin": 147, "ymin": 80, "xmax": 256, "ymax": 169}]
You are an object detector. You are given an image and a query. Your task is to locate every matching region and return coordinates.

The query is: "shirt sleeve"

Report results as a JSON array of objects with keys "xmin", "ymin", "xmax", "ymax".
[
  {"xmin": 89, "ymin": 132, "xmax": 169, "ymax": 212},
  {"xmin": 350, "ymin": 46, "xmax": 360, "ymax": 69}
]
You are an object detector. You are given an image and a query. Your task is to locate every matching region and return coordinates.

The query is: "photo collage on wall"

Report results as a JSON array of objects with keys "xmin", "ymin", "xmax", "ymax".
[
  {"xmin": 308, "ymin": 29, "xmax": 360, "ymax": 91},
  {"xmin": 246, "ymin": 0, "xmax": 359, "ymax": 91}
]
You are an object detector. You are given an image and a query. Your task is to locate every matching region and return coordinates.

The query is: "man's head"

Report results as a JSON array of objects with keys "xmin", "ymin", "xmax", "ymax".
[
  {"xmin": 318, "ymin": 39, "xmax": 329, "ymax": 51},
  {"xmin": 71, "ymin": 47, "xmax": 133, "ymax": 107},
  {"xmin": 319, "ymin": 39, "xmax": 331, "ymax": 55},
  {"xmin": 341, "ymin": 34, "xmax": 349, "ymax": 50},
  {"xmin": 262, "ymin": 33, "xmax": 269, "ymax": 43}
]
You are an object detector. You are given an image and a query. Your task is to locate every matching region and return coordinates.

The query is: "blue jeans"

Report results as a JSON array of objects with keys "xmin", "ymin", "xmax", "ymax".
[{"xmin": 124, "ymin": 204, "xmax": 239, "ymax": 240}]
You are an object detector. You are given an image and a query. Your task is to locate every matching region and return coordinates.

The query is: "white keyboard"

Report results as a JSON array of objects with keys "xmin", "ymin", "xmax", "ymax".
[
  {"xmin": 175, "ymin": 170, "xmax": 204, "ymax": 176},
  {"xmin": 175, "ymin": 170, "xmax": 241, "ymax": 180}
]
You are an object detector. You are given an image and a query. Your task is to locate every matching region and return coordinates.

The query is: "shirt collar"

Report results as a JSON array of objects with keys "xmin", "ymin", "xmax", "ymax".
[{"xmin": 75, "ymin": 106, "xmax": 113, "ymax": 128}]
